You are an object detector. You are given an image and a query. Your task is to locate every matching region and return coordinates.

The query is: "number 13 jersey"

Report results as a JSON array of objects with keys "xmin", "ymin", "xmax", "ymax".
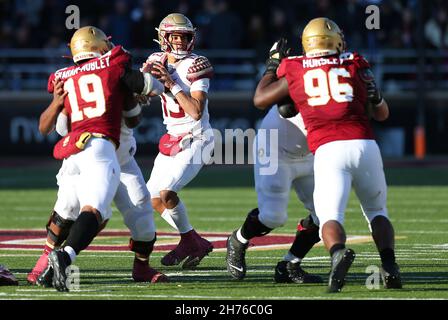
[
  {"xmin": 277, "ymin": 52, "xmax": 374, "ymax": 154},
  {"xmin": 146, "ymin": 52, "xmax": 213, "ymax": 136}
]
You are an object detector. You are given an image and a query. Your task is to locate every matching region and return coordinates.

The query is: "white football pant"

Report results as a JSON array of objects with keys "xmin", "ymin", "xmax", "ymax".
[{"xmin": 313, "ymin": 139, "xmax": 389, "ymax": 237}]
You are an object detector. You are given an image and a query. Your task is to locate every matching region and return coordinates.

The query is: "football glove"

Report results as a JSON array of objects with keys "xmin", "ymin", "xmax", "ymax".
[
  {"xmin": 366, "ymin": 80, "xmax": 383, "ymax": 105},
  {"xmin": 264, "ymin": 38, "xmax": 291, "ymax": 75},
  {"xmin": 277, "ymin": 96, "xmax": 298, "ymax": 118}
]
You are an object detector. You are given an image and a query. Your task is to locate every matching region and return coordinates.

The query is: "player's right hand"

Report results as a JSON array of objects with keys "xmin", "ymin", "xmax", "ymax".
[
  {"xmin": 52, "ymin": 78, "xmax": 68, "ymax": 108},
  {"xmin": 264, "ymin": 38, "xmax": 291, "ymax": 75}
]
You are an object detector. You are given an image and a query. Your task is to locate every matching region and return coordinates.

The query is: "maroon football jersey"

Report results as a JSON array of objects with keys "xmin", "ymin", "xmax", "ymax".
[
  {"xmin": 47, "ymin": 46, "xmax": 131, "ymax": 145},
  {"xmin": 277, "ymin": 52, "xmax": 374, "ymax": 153}
]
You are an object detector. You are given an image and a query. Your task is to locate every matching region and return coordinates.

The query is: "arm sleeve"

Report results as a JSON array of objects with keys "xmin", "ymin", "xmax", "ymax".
[
  {"xmin": 190, "ymin": 78, "xmax": 210, "ymax": 93},
  {"xmin": 55, "ymin": 112, "xmax": 69, "ymax": 136}
]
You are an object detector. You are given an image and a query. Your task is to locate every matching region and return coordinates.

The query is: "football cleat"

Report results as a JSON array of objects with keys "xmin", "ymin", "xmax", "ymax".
[
  {"xmin": 27, "ymin": 251, "xmax": 50, "ymax": 285},
  {"xmin": 225, "ymin": 231, "xmax": 249, "ymax": 280},
  {"xmin": 274, "ymin": 261, "xmax": 323, "ymax": 284},
  {"xmin": 327, "ymin": 248, "xmax": 355, "ymax": 293},
  {"xmin": 182, "ymin": 233, "xmax": 213, "ymax": 269},
  {"xmin": 381, "ymin": 262, "xmax": 402, "ymax": 289},
  {"xmin": 132, "ymin": 258, "xmax": 169, "ymax": 283},
  {"xmin": 161, "ymin": 230, "xmax": 213, "ymax": 269},
  {"xmin": 36, "ymin": 265, "xmax": 54, "ymax": 288},
  {"xmin": 48, "ymin": 249, "xmax": 71, "ymax": 292},
  {"xmin": 0, "ymin": 265, "xmax": 18, "ymax": 286}
]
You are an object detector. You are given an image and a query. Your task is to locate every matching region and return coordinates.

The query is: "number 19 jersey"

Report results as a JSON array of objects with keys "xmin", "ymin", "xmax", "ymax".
[
  {"xmin": 47, "ymin": 46, "xmax": 131, "ymax": 145},
  {"xmin": 277, "ymin": 52, "xmax": 374, "ymax": 153}
]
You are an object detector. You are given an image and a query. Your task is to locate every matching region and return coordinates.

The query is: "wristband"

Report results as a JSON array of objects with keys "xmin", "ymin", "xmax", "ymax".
[
  {"xmin": 373, "ymin": 98, "xmax": 384, "ymax": 108},
  {"xmin": 170, "ymin": 84, "xmax": 183, "ymax": 96},
  {"xmin": 123, "ymin": 104, "xmax": 142, "ymax": 117}
]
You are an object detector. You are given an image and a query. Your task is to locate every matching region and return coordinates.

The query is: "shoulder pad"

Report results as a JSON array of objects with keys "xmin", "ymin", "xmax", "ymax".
[{"xmin": 187, "ymin": 56, "xmax": 214, "ymax": 82}]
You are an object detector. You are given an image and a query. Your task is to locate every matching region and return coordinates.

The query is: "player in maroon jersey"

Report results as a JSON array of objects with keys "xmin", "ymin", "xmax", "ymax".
[
  {"xmin": 36, "ymin": 26, "xmax": 164, "ymax": 292},
  {"xmin": 252, "ymin": 18, "xmax": 402, "ymax": 292}
]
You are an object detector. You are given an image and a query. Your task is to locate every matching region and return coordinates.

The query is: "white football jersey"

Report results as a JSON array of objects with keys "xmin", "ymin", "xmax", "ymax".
[
  {"xmin": 146, "ymin": 52, "xmax": 212, "ymax": 136},
  {"xmin": 259, "ymin": 106, "xmax": 310, "ymax": 158}
]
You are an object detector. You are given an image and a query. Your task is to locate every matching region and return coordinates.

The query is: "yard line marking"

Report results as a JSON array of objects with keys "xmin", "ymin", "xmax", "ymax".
[{"xmin": 1, "ymin": 293, "xmax": 447, "ymax": 301}]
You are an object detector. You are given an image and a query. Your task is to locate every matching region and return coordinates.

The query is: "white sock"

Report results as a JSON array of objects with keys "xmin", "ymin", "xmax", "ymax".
[
  {"xmin": 161, "ymin": 209, "xmax": 179, "ymax": 231},
  {"xmin": 283, "ymin": 251, "xmax": 302, "ymax": 264},
  {"xmin": 165, "ymin": 201, "xmax": 192, "ymax": 233},
  {"xmin": 63, "ymin": 246, "xmax": 77, "ymax": 263},
  {"xmin": 236, "ymin": 228, "xmax": 249, "ymax": 244}
]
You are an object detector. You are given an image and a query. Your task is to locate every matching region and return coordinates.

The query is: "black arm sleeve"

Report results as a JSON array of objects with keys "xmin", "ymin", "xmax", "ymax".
[{"xmin": 121, "ymin": 65, "xmax": 145, "ymax": 94}]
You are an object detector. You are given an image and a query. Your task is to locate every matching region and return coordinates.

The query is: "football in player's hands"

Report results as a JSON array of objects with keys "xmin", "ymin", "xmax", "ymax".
[{"xmin": 277, "ymin": 96, "xmax": 298, "ymax": 118}]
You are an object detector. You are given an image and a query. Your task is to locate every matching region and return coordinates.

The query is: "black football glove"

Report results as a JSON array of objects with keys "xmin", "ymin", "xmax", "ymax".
[
  {"xmin": 264, "ymin": 38, "xmax": 291, "ymax": 75},
  {"xmin": 277, "ymin": 96, "xmax": 298, "ymax": 118},
  {"xmin": 366, "ymin": 80, "xmax": 383, "ymax": 105}
]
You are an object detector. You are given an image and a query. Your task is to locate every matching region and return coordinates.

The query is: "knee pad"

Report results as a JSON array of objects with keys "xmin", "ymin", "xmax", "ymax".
[
  {"xmin": 241, "ymin": 208, "xmax": 273, "ymax": 240},
  {"xmin": 129, "ymin": 236, "xmax": 156, "ymax": 256},
  {"xmin": 297, "ymin": 214, "xmax": 320, "ymax": 244},
  {"xmin": 46, "ymin": 211, "xmax": 75, "ymax": 247},
  {"xmin": 364, "ymin": 211, "xmax": 389, "ymax": 232}
]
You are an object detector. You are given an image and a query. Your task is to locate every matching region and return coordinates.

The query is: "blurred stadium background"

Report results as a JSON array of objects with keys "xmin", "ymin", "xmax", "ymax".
[{"xmin": 1, "ymin": 0, "xmax": 448, "ymax": 160}]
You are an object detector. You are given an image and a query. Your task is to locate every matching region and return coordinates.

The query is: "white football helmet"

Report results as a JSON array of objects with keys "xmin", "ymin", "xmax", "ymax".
[{"xmin": 155, "ymin": 13, "xmax": 196, "ymax": 59}]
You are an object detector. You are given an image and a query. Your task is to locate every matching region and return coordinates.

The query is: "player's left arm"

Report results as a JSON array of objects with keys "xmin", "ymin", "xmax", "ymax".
[
  {"xmin": 39, "ymin": 77, "xmax": 67, "ymax": 135},
  {"xmin": 253, "ymin": 38, "xmax": 291, "ymax": 110},
  {"xmin": 253, "ymin": 74, "xmax": 290, "ymax": 110},
  {"xmin": 359, "ymin": 66, "xmax": 389, "ymax": 121},
  {"xmin": 367, "ymin": 80, "xmax": 389, "ymax": 121}
]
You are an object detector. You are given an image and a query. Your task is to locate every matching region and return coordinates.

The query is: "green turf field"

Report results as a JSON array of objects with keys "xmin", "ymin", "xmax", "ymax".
[{"xmin": 0, "ymin": 164, "xmax": 447, "ymax": 300}]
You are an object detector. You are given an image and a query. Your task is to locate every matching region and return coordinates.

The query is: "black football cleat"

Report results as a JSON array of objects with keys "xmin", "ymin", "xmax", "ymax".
[
  {"xmin": 327, "ymin": 248, "xmax": 355, "ymax": 293},
  {"xmin": 36, "ymin": 265, "xmax": 54, "ymax": 288},
  {"xmin": 48, "ymin": 249, "xmax": 71, "ymax": 292},
  {"xmin": 226, "ymin": 231, "xmax": 249, "ymax": 280},
  {"xmin": 381, "ymin": 262, "xmax": 402, "ymax": 289},
  {"xmin": 274, "ymin": 261, "xmax": 323, "ymax": 284}
]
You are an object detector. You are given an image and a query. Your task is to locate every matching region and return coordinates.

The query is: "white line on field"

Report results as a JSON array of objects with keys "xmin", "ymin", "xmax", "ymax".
[{"xmin": 1, "ymin": 293, "xmax": 447, "ymax": 301}]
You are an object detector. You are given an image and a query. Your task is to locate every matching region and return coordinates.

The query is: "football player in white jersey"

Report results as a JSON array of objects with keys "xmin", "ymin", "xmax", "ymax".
[
  {"xmin": 141, "ymin": 13, "xmax": 214, "ymax": 269},
  {"xmin": 226, "ymin": 101, "xmax": 322, "ymax": 283},
  {"xmin": 28, "ymin": 97, "xmax": 168, "ymax": 285}
]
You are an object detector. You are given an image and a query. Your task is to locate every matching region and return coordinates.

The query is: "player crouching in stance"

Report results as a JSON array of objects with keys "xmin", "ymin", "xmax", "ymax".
[
  {"xmin": 140, "ymin": 13, "xmax": 214, "ymax": 269},
  {"xmin": 252, "ymin": 18, "xmax": 402, "ymax": 292},
  {"xmin": 226, "ymin": 39, "xmax": 322, "ymax": 284},
  {"xmin": 34, "ymin": 26, "xmax": 165, "ymax": 291}
]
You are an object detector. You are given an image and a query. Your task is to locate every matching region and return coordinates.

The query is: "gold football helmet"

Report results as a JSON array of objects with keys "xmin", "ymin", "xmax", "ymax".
[
  {"xmin": 301, "ymin": 17, "xmax": 345, "ymax": 57},
  {"xmin": 69, "ymin": 26, "xmax": 112, "ymax": 64},
  {"xmin": 155, "ymin": 13, "xmax": 196, "ymax": 59}
]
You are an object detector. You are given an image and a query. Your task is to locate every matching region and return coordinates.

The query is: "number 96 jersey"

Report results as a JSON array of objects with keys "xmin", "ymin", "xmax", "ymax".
[
  {"xmin": 146, "ymin": 52, "xmax": 213, "ymax": 136},
  {"xmin": 277, "ymin": 52, "xmax": 374, "ymax": 154}
]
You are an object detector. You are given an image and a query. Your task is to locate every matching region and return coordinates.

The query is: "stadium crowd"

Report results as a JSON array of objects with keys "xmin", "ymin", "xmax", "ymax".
[{"xmin": 1, "ymin": 0, "xmax": 446, "ymax": 56}]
